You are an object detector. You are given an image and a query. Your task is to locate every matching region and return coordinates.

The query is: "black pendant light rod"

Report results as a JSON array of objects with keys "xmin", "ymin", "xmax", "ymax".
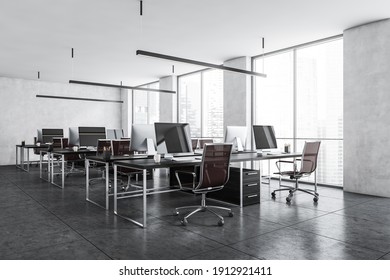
[
  {"xmin": 36, "ymin": 94, "xmax": 123, "ymax": 104},
  {"xmin": 136, "ymin": 50, "xmax": 267, "ymax": 78},
  {"xmin": 69, "ymin": 80, "xmax": 176, "ymax": 94}
]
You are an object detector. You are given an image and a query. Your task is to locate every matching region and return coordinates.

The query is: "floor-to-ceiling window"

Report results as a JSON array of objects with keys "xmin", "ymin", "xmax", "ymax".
[
  {"xmin": 133, "ymin": 82, "xmax": 160, "ymax": 124},
  {"xmin": 254, "ymin": 37, "xmax": 343, "ymax": 186},
  {"xmin": 178, "ymin": 69, "xmax": 223, "ymax": 139}
]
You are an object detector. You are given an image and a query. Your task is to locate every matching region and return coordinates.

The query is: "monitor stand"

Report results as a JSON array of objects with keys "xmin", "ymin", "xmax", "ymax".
[{"xmin": 234, "ymin": 137, "xmax": 244, "ymax": 152}]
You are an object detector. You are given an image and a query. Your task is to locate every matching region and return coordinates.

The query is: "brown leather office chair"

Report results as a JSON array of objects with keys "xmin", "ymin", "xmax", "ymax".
[
  {"xmin": 272, "ymin": 141, "xmax": 321, "ymax": 203},
  {"xmin": 175, "ymin": 143, "xmax": 233, "ymax": 226},
  {"xmin": 198, "ymin": 138, "xmax": 214, "ymax": 149},
  {"xmin": 89, "ymin": 139, "xmax": 113, "ymax": 184},
  {"xmin": 191, "ymin": 139, "xmax": 199, "ymax": 150},
  {"xmin": 112, "ymin": 139, "xmax": 143, "ymax": 191}
]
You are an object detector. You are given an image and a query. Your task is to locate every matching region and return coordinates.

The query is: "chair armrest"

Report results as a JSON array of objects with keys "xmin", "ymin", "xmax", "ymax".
[
  {"xmin": 275, "ymin": 158, "xmax": 301, "ymax": 173},
  {"xmin": 175, "ymin": 170, "xmax": 197, "ymax": 190}
]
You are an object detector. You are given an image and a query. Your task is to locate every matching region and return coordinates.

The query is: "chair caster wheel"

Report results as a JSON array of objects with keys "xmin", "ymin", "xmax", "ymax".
[
  {"xmin": 181, "ymin": 219, "xmax": 188, "ymax": 226},
  {"xmin": 218, "ymin": 219, "xmax": 224, "ymax": 226},
  {"xmin": 271, "ymin": 192, "xmax": 276, "ymax": 199},
  {"xmin": 286, "ymin": 196, "xmax": 291, "ymax": 203},
  {"xmin": 289, "ymin": 190, "xmax": 292, "ymax": 194},
  {"xmin": 228, "ymin": 212, "xmax": 234, "ymax": 217},
  {"xmin": 173, "ymin": 210, "xmax": 179, "ymax": 216},
  {"xmin": 313, "ymin": 197, "xmax": 319, "ymax": 202}
]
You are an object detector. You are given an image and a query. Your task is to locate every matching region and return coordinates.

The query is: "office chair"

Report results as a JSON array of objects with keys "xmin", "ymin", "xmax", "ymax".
[
  {"xmin": 175, "ymin": 143, "xmax": 233, "ymax": 226},
  {"xmin": 191, "ymin": 139, "xmax": 199, "ymax": 150},
  {"xmin": 112, "ymin": 139, "xmax": 144, "ymax": 191},
  {"xmin": 271, "ymin": 141, "xmax": 321, "ymax": 203},
  {"xmin": 198, "ymin": 138, "xmax": 214, "ymax": 149},
  {"xmin": 89, "ymin": 139, "xmax": 113, "ymax": 184}
]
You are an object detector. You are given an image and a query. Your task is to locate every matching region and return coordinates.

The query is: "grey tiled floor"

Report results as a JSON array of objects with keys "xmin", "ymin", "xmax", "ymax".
[{"xmin": 1, "ymin": 165, "xmax": 390, "ymax": 260}]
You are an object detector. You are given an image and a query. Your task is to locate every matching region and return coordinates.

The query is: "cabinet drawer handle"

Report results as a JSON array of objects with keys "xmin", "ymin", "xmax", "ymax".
[
  {"xmin": 246, "ymin": 183, "xmax": 258, "ymax": 187},
  {"xmin": 246, "ymin": 172, "xmax": 258, "ymax": 176},
  {"xmin": 247, "ymin": 194, "xmax": 258, "ymax": 198}
]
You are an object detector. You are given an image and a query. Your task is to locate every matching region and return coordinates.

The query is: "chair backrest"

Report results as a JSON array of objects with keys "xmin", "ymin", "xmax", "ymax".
[
  {"xmin": 299, "ymin": 141, "xmax": 321, "ymax": 174},
  {"xmin": 198, "ymin": 139, "xmax": 214, "ymax": 149},
  {"xmin": 97, "ymin": 139, "xmax": 112, "ymax": 155},
  {"xmin": 191, "ymin": 139, "xmax": 198, "ymax": 150},
  {"xmin": 196, "ymin": 143, "xmax": 233, "ymax": 191},
  {"xmin": 61, "ymin": 138, "xmax": 69, "ymax": 149},
  {"xmin": 112, "ymin": 139, "xmax": 130, "ymax": 156},
  {"xmin": 52, "ymin": 137, "xmax": 62, "ymax": 150}
]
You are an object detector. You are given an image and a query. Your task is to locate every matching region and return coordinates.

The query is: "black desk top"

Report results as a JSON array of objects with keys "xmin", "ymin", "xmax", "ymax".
[
  {"xmin": 113, "ymin": 152, "xmax": 302, "ymax": 170},
  {"xmin": 16, "ymin": 144, "xmax": 49, "ymax": 148},
  {"xmin": 50, "ymin": 149, "xmax": 97, "ymax": 155},
  {"xmin": 87, "ymin": 154, "xmax": 153, "ymax": 163}
]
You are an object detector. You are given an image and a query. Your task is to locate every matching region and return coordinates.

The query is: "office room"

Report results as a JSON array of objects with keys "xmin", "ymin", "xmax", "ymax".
[{"xmin": 1, "ymin": 0, "xmax": 390, "ymax": 279}]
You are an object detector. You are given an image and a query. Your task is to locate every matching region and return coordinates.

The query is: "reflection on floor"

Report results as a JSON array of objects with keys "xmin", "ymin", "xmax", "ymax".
[{"xmin": 1, "ymin": 165, "xmax": 390, "ymax": 260}]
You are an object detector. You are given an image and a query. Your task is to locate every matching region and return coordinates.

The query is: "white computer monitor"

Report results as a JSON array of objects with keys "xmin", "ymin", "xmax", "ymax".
[
  {"xmin": 130, "ymin": 124, "xmax": 157, "ymax": 154},
  {"xmin": 224, "ymin": 126, "xmax": 247, "ymax": 151}
]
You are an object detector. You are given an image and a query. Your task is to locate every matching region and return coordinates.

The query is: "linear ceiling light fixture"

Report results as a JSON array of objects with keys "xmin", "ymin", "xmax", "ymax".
[
  {"xmin": 136, "ymin": 50, "xmax": 267, "ymax": 78},
  {"xmin": 36, "ymin": 94, "xmax": 123, "ymax": 104},
  {"xmin": 69, "ymin": 80, "xmax": 176, "ymax": 94}
]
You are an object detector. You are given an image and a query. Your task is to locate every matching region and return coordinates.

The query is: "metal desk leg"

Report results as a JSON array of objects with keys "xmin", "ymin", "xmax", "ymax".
[
  {"xmin": 143, "ymin": 169, "xmax": 147, "ymax": 228},
  {"xmin": 239, "ymin": 162, "xmax": 243, "ymax": 208},
  {"xmin": 105, "ymin": 162, "xmax": 109, "ymax": 210},
  {"xmin": 16, "ymin": 146, "xmax": 19, "ymax": 168},
  {"xmin": 114, "ymin": 164, "xmax": 118, "ymax": 214},
  {"xmin": 50, "ymin": 153, "xmax": 54, "ymax": 184},
  {"xmin": 61, "ymin": 155, "xmax": 65, "ymax": 188},
  {"xmin": 86, "ymin": 159, "xmax": 90, "ymax": 201},
  {"xmin": 21, "ymin": 146, "xmax": 25, "ymax": 171},
  {"xmin": 26, "ymin": 148, "xmax": 30, "ymax": 172}
]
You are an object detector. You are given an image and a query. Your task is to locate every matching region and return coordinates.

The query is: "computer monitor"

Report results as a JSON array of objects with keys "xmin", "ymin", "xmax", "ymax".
[
  {"xmin": 154, "ymin": 122, "xmax": 193, "ymax": 154},
  {"xmin": 224, "ymin": 126, "xmax": 247, "ymax": 151},
  {"xmin": 114, "ymin": 129, "xmax": 124, "ymax": 139},
  {"xmin": 106, "ymin": 129, "xmax": 116, "ymax": 140},
  {"xmin": 130, "ymin": 124, "xmax": 156, "ymax": 154},
  {"xmin": 38, "ymin": 128, "xmax": 64, "ymax": 143},
  {"xmin": 78, "ymin": 127, "xmax": 106, "ymax": 147},
  {"xmin": 68, "ymin": 127, "xmax": 79, "ymax": 146},
  {"xmin": 253, "ymin": 125, "xmax": 278, "ymax": 150}
]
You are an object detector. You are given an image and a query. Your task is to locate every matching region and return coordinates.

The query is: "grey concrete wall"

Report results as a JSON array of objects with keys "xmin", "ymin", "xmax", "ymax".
[
  {"xmin": 159, "ymin": 75, "xmax": 177, "ymax": 122},
  {"xmin": 344, "ymin": 19, "xmax": 390, "ymax": 197},
  {"xmin": 223, "ymin": 57, "xmax": 252, "ymax": 147},
  {"xmin": 0, "ymin": 77, "xmax": 122, "ymax": 165}
]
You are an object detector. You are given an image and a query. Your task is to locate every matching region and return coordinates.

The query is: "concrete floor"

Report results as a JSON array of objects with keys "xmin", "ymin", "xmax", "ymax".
[{"xmin": 1, "ymin": 165, "xmax": 390, "ymax": 260}]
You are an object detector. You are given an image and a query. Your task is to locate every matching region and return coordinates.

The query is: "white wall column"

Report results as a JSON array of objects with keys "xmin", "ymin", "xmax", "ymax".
[{"xmin": 344, "ymin": 18, "xmax": 390, "ymax": 197}]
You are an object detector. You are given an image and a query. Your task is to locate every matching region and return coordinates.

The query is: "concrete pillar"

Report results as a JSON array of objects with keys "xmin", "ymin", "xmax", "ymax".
[
  {"xmin": 121, "ymin": 89, "xmax": 132, "ymax": 137},
  {"xmin": 159, "ymin": 75, "xmax": 177, "ymax": 122},
  {"xmin": 223, "ymin": 56, "xmax": 252, "ymax": 147},
  {"xmin": 344, "ymin": 18, "xmax": 390, "ymax": 197}
]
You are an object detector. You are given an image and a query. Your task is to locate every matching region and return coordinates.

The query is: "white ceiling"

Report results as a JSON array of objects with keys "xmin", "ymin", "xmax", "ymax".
[{"xmin": 0, "ymin": 0, "xmax": 389, "ymax": 86}]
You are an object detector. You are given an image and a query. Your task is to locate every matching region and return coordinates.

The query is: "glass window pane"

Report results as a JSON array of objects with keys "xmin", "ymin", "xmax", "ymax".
[
  {"xmin": 296, "ymin": 40, "xmax": 343, "ymax": 139},
  {"xmin": 255, "ymin": 51, "xmax": 294, "ymax": 140},
  {"xmin": 202, "ymin": 69, "xmax": 223, "ymax": 138},
  {"xmin": 133, "ymin": 82, "xmax": 159, "ymax": 125},
  {"xmin": 297, "ymin": 139, "xmax": 343, "ymax": 186},
  {"xmin": 178, "ymin": 73, "xmax": 201, "ymax": 137}
]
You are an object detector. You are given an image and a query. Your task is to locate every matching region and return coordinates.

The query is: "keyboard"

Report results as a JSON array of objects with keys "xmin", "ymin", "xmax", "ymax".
[{"xmin": 172, "ymin": 156, "xmax": 201, "ymax": 162}]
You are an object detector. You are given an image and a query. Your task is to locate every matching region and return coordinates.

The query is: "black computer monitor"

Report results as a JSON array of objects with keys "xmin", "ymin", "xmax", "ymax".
[
  {"xmin": 38, "ymin": 128, "xmax": 64, "ymax": 143},
  {"xmin": 253, "ymin": 125, "xmax": 277, "ymax": 150},
  {"xmin": 154, "ymin": 123, "xmax": 193, "ymax": 154},
  {"xmin": 78, "ymin": 127, "xmax": 106, "ymax": 147}
]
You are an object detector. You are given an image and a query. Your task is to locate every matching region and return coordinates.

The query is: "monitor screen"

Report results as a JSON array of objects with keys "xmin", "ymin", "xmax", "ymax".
[
  {"xmin": 39, "ymin": 128, "xmax": 63, "ymax": 143},
  {"xmin": 154, "ymin": 123, "xmax": 192, "ymax": 154},
  {"xmin": 78, "ymin": 127, "xmax": 106, "ymax": 147},
  {"xmin": 253, "ymin": 125, "xmax": 277, "ymax": 150},
  {"xmin": 130, "ymin": 124, "xmax": 156, "ymax": 152},
  {"xmin": 68, "ymin": 127, "xmax": 79, "ymax": 146},
  {"xmin": 224, "ymin": 126, "xmax": 247, "ymax": 150},
  {"xmin": 106, "ymin": 129, "xmax": 116, "ymax": 140}
]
